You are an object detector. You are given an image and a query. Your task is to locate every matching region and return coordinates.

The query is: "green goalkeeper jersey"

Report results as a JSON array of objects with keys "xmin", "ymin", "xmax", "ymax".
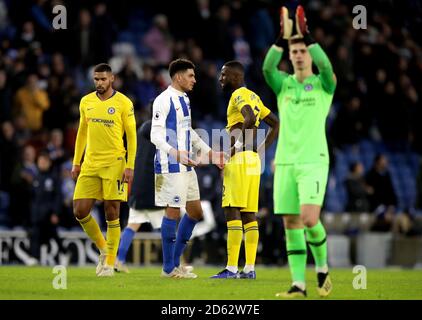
[{"xmin": 263, "ymin": 44, "xmax": 336, "ymax": 165}]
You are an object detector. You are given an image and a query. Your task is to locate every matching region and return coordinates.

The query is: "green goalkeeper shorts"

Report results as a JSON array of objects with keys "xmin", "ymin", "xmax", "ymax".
[{"xmin": 273, "ymin": 163, "xmax": 329, "ymax": 214}]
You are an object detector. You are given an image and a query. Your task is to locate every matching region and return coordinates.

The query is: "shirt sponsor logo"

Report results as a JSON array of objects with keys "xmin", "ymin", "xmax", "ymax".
[
  {"xmin": 89, "ymin": 118, "xmax": 115, "ymax": 127},
  {"xmin": 108, "ymin": 107, "xmax": 116, "ymax": 114},
  {"xmin": 284, "ymin": 96, "xmax": 316, "ymax": 106}
]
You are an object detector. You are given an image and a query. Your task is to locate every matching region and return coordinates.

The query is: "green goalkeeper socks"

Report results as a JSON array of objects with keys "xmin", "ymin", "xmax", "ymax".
[
  {"xmin": 285, "ymin": 228, "xmax": 307, "ymax": 283},
  {"xmin": 305, "ymin": 220, "xmax": 328, "ymax": 269}
]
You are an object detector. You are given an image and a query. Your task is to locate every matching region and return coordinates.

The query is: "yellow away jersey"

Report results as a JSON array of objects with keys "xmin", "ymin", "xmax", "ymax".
[
  {"xmin": 226, "ymin": 87, "xmax": 271, "ymax": 131},
  {"xmin": 73, "ymin": 91, "xmax": 137, "ymax": 169}
]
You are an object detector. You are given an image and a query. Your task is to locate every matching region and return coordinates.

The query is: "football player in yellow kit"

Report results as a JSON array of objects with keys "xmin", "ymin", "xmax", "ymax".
[{"xmin": 72, "ymin": 63, "xmax": 137, "ymax": 277}]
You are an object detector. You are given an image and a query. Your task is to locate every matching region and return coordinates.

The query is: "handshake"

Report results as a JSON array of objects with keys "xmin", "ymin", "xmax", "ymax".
[{"xmin": 279, "ymin": 5, "xmax": 309, "ymax": 40}]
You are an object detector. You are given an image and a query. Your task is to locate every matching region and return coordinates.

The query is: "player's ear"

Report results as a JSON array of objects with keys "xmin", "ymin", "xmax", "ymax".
[{"xmin": 110, "ymin": 74, "xmax": 115, "ymax": 82}]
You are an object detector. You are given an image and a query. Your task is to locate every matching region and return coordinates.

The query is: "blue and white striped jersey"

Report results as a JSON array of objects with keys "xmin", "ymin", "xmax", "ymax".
[{"xmin": 150, "ymin": 85, "xmax": 210, "ymax": 174}]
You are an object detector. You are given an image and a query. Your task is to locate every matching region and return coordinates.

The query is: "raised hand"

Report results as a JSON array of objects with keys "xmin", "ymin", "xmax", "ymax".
[
  {"xmin": 280, "ymin": 6, "xmax": 293, "ymax": 40},
  {"xmin": 295, "ymin": 5, "xmax": 309, "ymax": 38}
]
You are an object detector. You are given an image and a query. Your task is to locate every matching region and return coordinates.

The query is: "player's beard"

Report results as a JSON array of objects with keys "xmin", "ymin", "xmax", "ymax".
[
  {"xmin": 222, "ymin": 83, "xmax": 235, "ymax": 94},
  {"xmin": 96, "ymin": 84, "xmax": 109, "ymax": 94}
]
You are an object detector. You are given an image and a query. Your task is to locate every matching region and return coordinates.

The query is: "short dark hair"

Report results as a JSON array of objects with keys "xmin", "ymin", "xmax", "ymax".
[
  {"xmin": 169, "ymin": 59, "xmax": 195, "ymax": 78},
  {"xmin": 288, "ymin": 36, "xmax": 306, "ymax": 47},
  {"xmin": 223, "ymin": 60, "xmax": 244, "ymax": 74},
  {"xmin": 94, "ymin": 63, "xmax": 112, "ymax": 73},
  {"xmin": 37, "ymin": 150, "xmax": 51, "ymax": 160}
]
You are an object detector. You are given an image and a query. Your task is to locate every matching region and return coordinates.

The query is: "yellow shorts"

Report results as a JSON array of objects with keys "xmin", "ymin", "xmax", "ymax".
[
  {"xmin": 73, "ymin": 158, "xmax": 128, "ymax": 201},
  {"xmin": 222, "ymin": 151, "xmax": 261, "ymax": 212}
]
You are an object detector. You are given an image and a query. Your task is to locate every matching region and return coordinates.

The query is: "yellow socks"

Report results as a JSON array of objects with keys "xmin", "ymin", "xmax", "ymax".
[
  {"xmin": 244, "ymin": 221, "xmax": 259, "ymax": 267},
  {"xmin": 77, "ymin": 213, "xmax": 107, "ymax": 251},
  {"xmin": 105, "ymin": 219, "xmax": 121, "ymax": 266},
  {"xmin": 226, "ymin": 220, "xmax": 243, "ymax": 269}
]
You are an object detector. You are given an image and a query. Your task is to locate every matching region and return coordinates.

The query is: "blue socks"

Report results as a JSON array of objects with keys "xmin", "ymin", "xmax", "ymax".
[
  {"xmin": 117, "ymin": 227, "xmax": 135, "ymax": 263},
  {"xmin": 174, "ymin": 214, "xmax": 197, "ymax": 267},
  {"xmin": 161, "ymin": 217, "xmax": 177, "ymax": 273}
]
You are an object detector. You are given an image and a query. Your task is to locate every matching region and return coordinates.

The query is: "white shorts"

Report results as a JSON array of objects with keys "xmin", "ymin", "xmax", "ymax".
[
  {"xmin": 127, "ymin": 208, "xmax": 165, "ymax": 229},
  {"xmin": 155, "ymin": 170, "xmax": 200, "ymax": 207}
]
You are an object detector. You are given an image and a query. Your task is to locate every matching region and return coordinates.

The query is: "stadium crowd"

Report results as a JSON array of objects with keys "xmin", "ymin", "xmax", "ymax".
[{"xmin": 0, "ymin": 0, "xmax": 422, "ymax": 265}]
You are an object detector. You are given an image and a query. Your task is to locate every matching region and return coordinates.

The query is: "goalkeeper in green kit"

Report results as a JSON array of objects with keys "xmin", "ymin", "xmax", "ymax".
[{"xmin": 263, "ymin": 5, "xmax": 336, "ymax": 298}]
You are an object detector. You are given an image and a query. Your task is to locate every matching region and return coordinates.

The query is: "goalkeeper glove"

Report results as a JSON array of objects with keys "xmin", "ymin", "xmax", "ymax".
[
  {"xmin": 295, "ymin": 5, "xmax": 315, "ymax": 46},
  {"xmin": 275, "ymin": 6, "xmax": 293, "ymax": 48},
  {"xmin": 280, "ymin": 6, "xmax": 293, "ymax": 40}
]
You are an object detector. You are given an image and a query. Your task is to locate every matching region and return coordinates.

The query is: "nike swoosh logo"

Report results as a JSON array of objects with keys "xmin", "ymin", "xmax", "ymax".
[{"xmin": 87, "ymin": 108, "xmax": 93, "ymax": 110}]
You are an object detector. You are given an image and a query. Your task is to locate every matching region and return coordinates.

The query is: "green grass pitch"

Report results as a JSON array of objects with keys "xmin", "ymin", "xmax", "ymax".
[{"xmin": 0, "ymin": 266, "xmax": 421, "ymax": 300}]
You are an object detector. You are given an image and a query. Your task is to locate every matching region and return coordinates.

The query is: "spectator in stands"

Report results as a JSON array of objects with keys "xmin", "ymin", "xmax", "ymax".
[
  {"xmin": 366, "ymin": 154, "xmax": 397, "ymax": 212},
  {"xmin": 16, "ymin": 21, "xmax": 38, "ymax": 50},
  {"xmin": 377, "ymin": 81, "xmax": 410, "ymax": 150},
  {"xmin": 12, "ymin": 114, "xmax": 31, "ymax": 147},
  {"xmin": 46, "ymin": 128, "xmax": 66, "ymax": 169},
  {"xmin": 330, "ymin": 97, "xmax": 370, "ymax": 149},
  {"xmin": 0, "ymin": 69, "xmax": 11, "ymax": 122},
  {"xmin": 188, "ymin": 56, "xmax": 220, "ymax": 119},
  {"xmin": 344, "ymin": 162, "xmax": 373, "ymax": 213},
  {"xmin": 9, "ymin": 145, "xmax": 38, "ymax": 227},
  {"xmin": 13, "ymin": 73, "xmax": 50, "ymax": 132},
  {"xmin": 0, "ymin": 121, "xmax": 18, "ymax": 192},
  {"xmin": 91, "ymin": 2, "xmax": 117, "ymax": 63},
  {"xmin": 134, "ymin": 63, "xmax": 159, "ymax": 110},
  {"xmin": 71, "ymin": 9, "xmax": 95, "ymax": 68},
  {"xmin": 29, "ymin": 151, "xmax": 65, "ymax": 264},
  {"xmin": 143, "ymin": 14, "xmax": 174, "ymax": 66},
  {"xmin": 202, "ymin": 4, "xmax": 234, "ymax": 61},
  {"xmin": 232, "ymin": 25, "xmax": 252, "ymax": 71},
  {"xmin": 59, "ymin": 159, "xmax": 77, "ymax": 229},
  {"xmin": 44, "ymin": 54, "xmax": 74, "ymax": 130}
]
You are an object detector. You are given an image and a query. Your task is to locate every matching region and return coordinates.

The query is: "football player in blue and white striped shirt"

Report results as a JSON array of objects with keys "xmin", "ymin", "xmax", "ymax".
[{"xmin": 151, "ymin": 58, "xmax": 225, "ymax": 278}]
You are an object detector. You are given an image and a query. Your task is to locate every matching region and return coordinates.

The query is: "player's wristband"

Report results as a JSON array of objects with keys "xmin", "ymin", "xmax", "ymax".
[
  {"xmin": 275, "ymin": 35, "xmax": 288, "ymax": 51},
  {"xmin": 234, "ymin": 140, "xmax": 243, "ymax": 149}
]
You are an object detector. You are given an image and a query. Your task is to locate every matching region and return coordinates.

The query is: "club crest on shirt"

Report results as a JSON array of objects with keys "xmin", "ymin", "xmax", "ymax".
[
  {"xmin": 304, "ymin": 84, "xmax": 313, "ymax": 91},
  {"xmin": 154, "ymin": 111, "xmax": 161, "ymax": 120},
  {"xmin": 108, "ymin": 107, "xmax": 116, "ymax": 114}
]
